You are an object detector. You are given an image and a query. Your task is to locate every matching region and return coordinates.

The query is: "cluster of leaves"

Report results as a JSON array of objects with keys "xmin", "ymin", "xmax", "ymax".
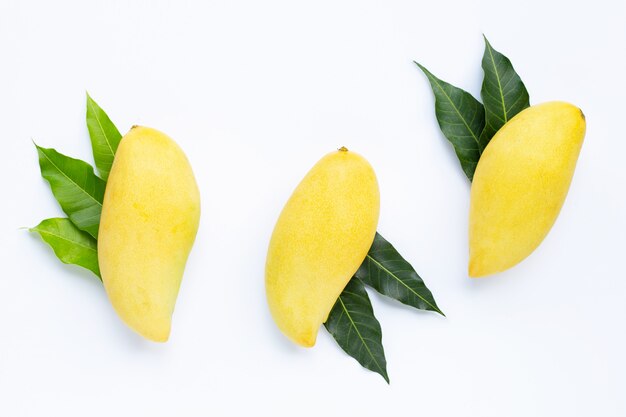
[
  {"xmin": 30, "ymin": 93, "xmax": 122, "ymax": 279},
  {"xmin": 325, "ymin": 233, "xmax": 444, "ymax": 382},
  {"xmin": 416, "ymin": 36, "xmax": 530, "ymax": 181}
]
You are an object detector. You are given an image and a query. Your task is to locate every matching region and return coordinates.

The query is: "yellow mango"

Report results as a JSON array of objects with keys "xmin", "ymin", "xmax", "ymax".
[
  {"xmin": 99, "ymin": 126, "xmax": 200, "ymax": 342},
  {"xmin": 469, "ymin": 101, "xmax": 586, "ymax": 277},
  {"xmin": 266, "ymin": 148, "xmax": 379, "ymax": 347}
]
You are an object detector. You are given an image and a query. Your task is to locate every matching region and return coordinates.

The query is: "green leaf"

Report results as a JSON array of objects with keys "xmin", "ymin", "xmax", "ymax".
[
  {"xmin": 479, "ymin": 36, "xmax": 530, "ymax": 149},
  {"xmin": 35, "ymin": 144, "xmax": 105, "ymax": 238},
  {"xmin": 86, "ymin": 92, "xmax": 122, "ymax": 181},
  {"xmin": 416, "ymin": 62, "xmax": 485, "ymax": 181},
  {"xmin": 30, "ymin": 218, "xmax": 101, "ymax": 279},
  {"xmin": 356, "ymin": 233, "xmax": 444, "ymax": 316},
  {"xmin": 324, "ymin": 278, "xmax": 389, "ymax": 383}
]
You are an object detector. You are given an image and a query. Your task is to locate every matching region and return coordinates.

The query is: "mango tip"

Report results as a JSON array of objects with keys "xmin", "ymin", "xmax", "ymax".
[
  {"xmin": 146, "ymin": 330, "xmax": 170, "ymax": 343},
  {"xmin": 294, "ymin": 331, "xmax": 317, "ymax": 348},
  {"xmin": 468, "ymin": 258, "xmax": 485, "ymax": 278},
  {"xmin": 132, "ymin": 321, "xmax": 171, "ymax": 343}
]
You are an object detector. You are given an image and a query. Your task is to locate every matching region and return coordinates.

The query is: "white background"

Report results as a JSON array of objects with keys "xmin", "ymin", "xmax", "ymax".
[{"xmin": 1, "ymin": 0, "xmax": 624, "ymax": 415}]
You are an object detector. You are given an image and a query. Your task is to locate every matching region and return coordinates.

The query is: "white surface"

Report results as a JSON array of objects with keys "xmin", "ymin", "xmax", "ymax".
[{"xmin": 1, "ymin": 0, "xmax": 625, "ymax": 415}]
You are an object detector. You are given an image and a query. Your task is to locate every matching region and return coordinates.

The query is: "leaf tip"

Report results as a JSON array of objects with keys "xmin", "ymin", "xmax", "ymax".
[
  {"xmin": 414, "ymin": 61, "xmax": 428, "ymax": 74},
  {"xmin": 32, "ymin": 140, "xmax": 49, "ymax": 155},
  {"xmin": 382, "ymin": 372, "xmax": 390, "ymax": 384},
  {"xmin": 33, "ymin": 141, "xmax": 46, "ymax": 156}
]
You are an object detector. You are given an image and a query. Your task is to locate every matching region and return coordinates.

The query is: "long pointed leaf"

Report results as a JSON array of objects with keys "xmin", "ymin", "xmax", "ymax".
[
  {"xmin": 356, "ymin": 233, "xmax": 444, "ymax": 316},
  {"xmin": 479, "ymin": 36, "xmax": 530, "ymax": 149},
  {"xmin": 416, "ymin": 62, "xmax": 485, "ymax": 181},
  {"xmin": 324, "ymin": 278, "xmax": 389, "ymax": 383},
  {"xmin": 30, "ymin": 218, "xmax": 101, "ymax": 278},
  {"xmin": 86, "ymin": 92, "xmax": 122, "ymax": 181},
  {"xmin": 35, "ymin": 144, "xmax": 105, "ymax": 238}
]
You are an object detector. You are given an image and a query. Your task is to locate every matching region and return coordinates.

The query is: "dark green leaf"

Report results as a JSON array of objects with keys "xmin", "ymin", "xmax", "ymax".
[
  {"xmin": 35, "ymin": 144, "xmax": 105, "ymax": 238},
  {"xmin": 479, "ymin": 36, "xmax": 530, "ymax": 149},
  {"xmin": 357, "ymin": 233, "xmax": 444, "ymax": 316},
  {"xmin": 415, "ymin": 62, "xmax": 485, "ymax": 181},
  {"xmin": 324, "ymin": 278, "xmax": 389, "ymax": 383},
  {"xmin": 30, "ymin": 218, "xmax": 101, "ymax": 279},
  {"xmin": 86, "ymin": 92, "xmax": 122, "ymax": 181}
]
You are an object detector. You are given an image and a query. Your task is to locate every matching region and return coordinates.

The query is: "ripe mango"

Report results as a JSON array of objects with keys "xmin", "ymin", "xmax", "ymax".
[
  {"xmin": 469, "ymin": 101, "xmax": 586, "ymax": 277},
  {"xmin": 98, "ymin": 126, "xmax": 200, "ymax": 342},
  {"xmin": 266, "ymin": 148, "xmax": 379, "ymax": 347}
]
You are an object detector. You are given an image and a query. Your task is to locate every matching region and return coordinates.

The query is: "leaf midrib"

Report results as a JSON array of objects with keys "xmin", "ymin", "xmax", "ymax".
[
  {"xmin": 486, "ymin": 41, "xmax": 508, "ymax": 123},
  {"xmin": 427, "ymin": 73, "xmax": 481, "ymax": 148},
  {"xmin": 40, "ymin": 150, "xmax": 103, "ymax": 207},
  {"xmin": 87, "ymin": 99, "xmax": 116, "ymax": 157},
  {"xmin": 366, "ymin": 254, "xmax": 443, "ymax": 315},
  {"xmin": 34, "ymin": 228, "xmax": 97, "ymax": 252},
  {"xmin": 337, "ymin": 295, "xmax": 386, "ymax": 379}
]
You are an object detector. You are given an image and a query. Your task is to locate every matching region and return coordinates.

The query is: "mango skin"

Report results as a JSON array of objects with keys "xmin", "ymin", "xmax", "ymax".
[
  {"xmin": 469, "ymin": 101, "xmax": 586, "ymax": 277},
  {"xmin": 266, "ymin": 148, "xmax": 379, "ymax": 347},
  {"xmin": 98, "ymin": 126, "xmax": 200, "ymax": 342}
]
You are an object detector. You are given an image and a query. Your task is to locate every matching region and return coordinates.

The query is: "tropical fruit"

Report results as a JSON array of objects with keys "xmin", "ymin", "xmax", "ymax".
[
  {"xmin": 266, "ymin": 147, "xmax": 379, "ymax": 346},
  {"xmin": 469, "ymin": 101, "xmax": 586, "ymax": 277},
  {"xmin": 99, "ymin": 126, "xmax": 200, "ymax": 341}
]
